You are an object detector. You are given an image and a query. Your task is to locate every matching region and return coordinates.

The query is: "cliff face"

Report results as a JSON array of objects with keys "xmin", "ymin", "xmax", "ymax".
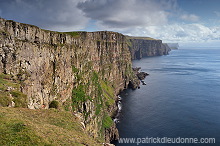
[
  {"xmin": 127, "ymin": 37, "xmax": 171, "ymax": 60},
  {"xmin": 162, "ymin": 43, "xmax": 172, "ymax": 54},
  {"xmin": 0, "ymin": 18, "xmax": 137, "ymax": 142},
  {"xmin": 0, "ymin": 18, "xmax": 171, "ymax": 143}
]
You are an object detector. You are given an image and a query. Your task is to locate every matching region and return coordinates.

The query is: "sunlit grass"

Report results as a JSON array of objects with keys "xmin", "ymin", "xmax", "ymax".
[{"xmin": 0, "ymin": 107, "xmax": 102, "ymax": 145}]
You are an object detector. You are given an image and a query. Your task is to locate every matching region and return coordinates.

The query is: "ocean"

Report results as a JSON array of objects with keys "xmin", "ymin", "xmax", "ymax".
[{"xmin": 114, "ymin": 48, "xmax": 220, "ymax": 146}]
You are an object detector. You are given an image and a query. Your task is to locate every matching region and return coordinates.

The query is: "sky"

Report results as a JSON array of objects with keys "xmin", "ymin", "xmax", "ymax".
[{"xmin": 0, "ymin": 0, "xmax": 220, "ymax": 47}]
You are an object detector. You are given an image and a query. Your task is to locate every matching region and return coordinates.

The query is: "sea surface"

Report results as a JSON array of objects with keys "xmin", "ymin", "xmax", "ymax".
[{"xmin": 114, "ymin": 48, "xmax": 220, "ymax": 146}]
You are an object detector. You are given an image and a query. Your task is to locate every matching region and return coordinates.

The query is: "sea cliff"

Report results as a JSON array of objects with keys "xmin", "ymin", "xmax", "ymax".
[
  {"xmin": 166, "ymin": 43, "xmax": 179, "ymax": 49},
  {"xmin": 0, "ymin": 17, "xmax": 140, "ymax": 142},
  {"xmin": 127, "ymin": 36, "xmax": 171, "ymax": 60},
  {"xmin": 0, "ymin": 18, "xmax": 170, "ymax": 144}
]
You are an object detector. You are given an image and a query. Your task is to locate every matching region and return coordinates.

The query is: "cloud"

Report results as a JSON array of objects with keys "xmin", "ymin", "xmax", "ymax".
[
  {"xmin": 76, "ymin": 0, "xmax": 219, "ymax": 45},
  {"xmin": 77, "ymin": 0, "xmax": 177, "ymax": 28},
  {"xmin": 214, "ymin": 11, "xmax": 220, "ymax": 17},
  {"xmin": 0, "ymin": 0, "xmax": 219, "ymax": 46},
  {"xmin": 180, "ymin": 14, "xmax": 200, "ymax": 22},
  {"xmin": 0, "ymin": 0, "xmax": 89, "ymax": 31},
  {"xmin": 107, "ymin": 23, "xmax": 220, "ymax": 45}
]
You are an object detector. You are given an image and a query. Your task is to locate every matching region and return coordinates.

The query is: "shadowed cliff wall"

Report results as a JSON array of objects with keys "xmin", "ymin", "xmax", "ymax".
[{"xmin": 127, "ymin": 37, "xmax": 171, "ymax": 60}]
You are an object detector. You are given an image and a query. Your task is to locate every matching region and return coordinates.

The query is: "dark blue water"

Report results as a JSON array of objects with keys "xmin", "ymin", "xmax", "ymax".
[{"xmin": 114, "ymin": 48, "xmax": 220, "ymax": 146}]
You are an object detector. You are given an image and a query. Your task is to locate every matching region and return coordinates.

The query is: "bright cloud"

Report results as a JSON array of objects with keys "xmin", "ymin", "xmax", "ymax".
[
  {"xmin": 112, "ymin": 23, "xmax": 220, "ymax": 44},
  {"xmin": 180, "ymin": 14, "xmax": 200, "ymax": 22}
]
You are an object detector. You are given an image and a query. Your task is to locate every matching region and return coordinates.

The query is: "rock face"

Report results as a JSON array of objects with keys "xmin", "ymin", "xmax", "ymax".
[
  {"xmin": 127, "ymin": 36, "xmax": 171, "ymax": 60},
  {"xmin": 162, "ymin": 43, "xmax": 172, "ymax": 54},
  {"xmin": 0, "ymin": 18, "xmax": 170, "ymax": 143},
  {"xmin": 137, "ymin": 72, "xmax": 149, "ymax": 80},
  {"xmin": 0, "ymin": 18, "xmax": 138, "ymax": 142}
]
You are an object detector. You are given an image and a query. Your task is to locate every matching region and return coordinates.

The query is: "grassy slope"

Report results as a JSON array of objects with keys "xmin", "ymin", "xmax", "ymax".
[
  {"xmin": 0, "ymin": 73, "xmax": 27, "ymax": 108},
  {"xmin": 0, "ymin": 107, "xmax": 102, "ymax": 146}
]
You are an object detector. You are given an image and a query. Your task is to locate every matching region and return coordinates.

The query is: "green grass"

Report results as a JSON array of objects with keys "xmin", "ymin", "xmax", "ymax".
[
  {"xmin": 0, "ymin": 107, "xmax": 102, "ymax": 146},
  {"xmin": 10, "ymin": 90, "xmax": 27, "ymax": 108},
  {"xmin": 62, "ymin": 98, "xmax": 72, "ymax": 111},
  {"xmin": 4, "ymin": 19, "xmax": 82, "ymax": 39},
  {"xmin": 0, "ymin": 73, "xmax": 27, "ymax": 107},
  {"xmin": 95, "ymin": 104, "xmax": 102, "ymax": 115},
  {"xmin": 126, "ymin": 36, "xmax": 158, "ymax": 40},
  {"xmin": 71, "ymin": 68, "xmax": 116, "ymax": 138},
  {"xmin": 0, "ymin": 91, "xmax": 11, "ymax": 107},
  {"xmin": 102, "ymin": 115, "xmax": 113, "ymax": 129},
  {"xmin": 0, "ymin": 74, "xmax": 19, "ymax": 90},
  {"xmin": 72, "ymin": 65, "xmax": 80, "ymax": 73},
  {"xmin": 64, "ymin": 31, "xmax": 80, "ymax": 37},
  {"xmin": 100, "ymin": 80, "xmax": 115, "ymax": 107}
]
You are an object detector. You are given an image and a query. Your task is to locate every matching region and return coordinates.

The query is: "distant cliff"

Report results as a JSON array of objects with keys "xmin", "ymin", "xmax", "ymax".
[
  {"xmin": 166, "ymin": 43, "xmax": 179, "ymax": 49},
  {"xmin": 127, "ymin": 36, "xmax": 171, "ymax": 60}
]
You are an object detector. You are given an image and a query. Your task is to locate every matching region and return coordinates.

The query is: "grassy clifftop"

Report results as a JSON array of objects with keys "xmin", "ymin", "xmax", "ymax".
[
  {"xmin": 126, "ymin": 36, "xmax": 158, "ymax": 40},
  {"xmin": 0, "ymin": 107, "xmax": 101, "ymax": 146}
]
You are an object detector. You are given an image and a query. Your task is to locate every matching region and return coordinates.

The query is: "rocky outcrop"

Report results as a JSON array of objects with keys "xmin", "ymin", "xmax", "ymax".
[
  {"xmin": 137, "ymin": 72, "xmax": 149, "ymax": 80},
  {"xmin": 127, "ymin": 36, "xmax": 171, "ymax": 60},
  {"xmin": 128, "ymin": 76, "xmax": 140, "ymax": 89},
  {"xmin": 0, "ymin": 18, "xmax": 138, "ymax": 142}
]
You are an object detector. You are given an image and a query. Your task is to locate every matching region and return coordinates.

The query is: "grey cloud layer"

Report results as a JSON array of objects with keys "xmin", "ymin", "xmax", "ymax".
[
  {"xmin": 77, "ymin": 0, "xmax": 177, "ymax": 28},
  {"xmin": 0, "ymin": 0, "xmax": 176, "ymax": 30},
  {"xmin": 0, "ymin": 0, "xmax": 219, "ymax": 45},
  {"xmin": 0, "ymin": 0, "xmax": 88, "ymax": 31}
]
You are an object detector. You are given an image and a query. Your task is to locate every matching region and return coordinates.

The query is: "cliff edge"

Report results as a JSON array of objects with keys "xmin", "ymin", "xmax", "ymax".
[
  {"xmin": 126, "ymin": 36, "xmax": 171, "ymax": 60},
  {"xmin": 0, "ymin": 18, "xmax": 170, "ymax": 144},
  {"xmin": 0, "ymin": 18, "xmax": 140, "ymax": 143}
]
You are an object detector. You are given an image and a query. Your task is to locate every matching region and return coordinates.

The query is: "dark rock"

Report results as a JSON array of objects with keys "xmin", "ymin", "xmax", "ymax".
[
  {"xmin": 137, "ymin": 72, "xmax": 149, "ymax": 80},
  {"xmin": 105, "ymin": 123, "xmax": 119, "ymax": 143},
  {"xmin": 141, "ymin": 80, "xmax": 147, "ymax": 85},
  {"xmin": 132, "ymin": 67, "xmax": 141, "ymax": 72},
  {"xmin": 129, "ymin": 67, "xmax": 149, "ymax": 88},
  {"xmin": 128, "ymin": 79, "xmax": 140, "ymax": 90}
]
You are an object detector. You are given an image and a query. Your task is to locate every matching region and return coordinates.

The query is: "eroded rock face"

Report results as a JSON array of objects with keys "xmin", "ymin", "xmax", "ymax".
[
  {"xmin": 127, "ymin": 37, "xmax": 171, "ymax": 60},
  {"xmin": 0, "ymin": 18, "xmax": 170, "ymax": 143},
  {"xmin": 0, "ymin": 18, "xmax": 138, "ymax": 142},
  {"xmin": 162, "ymin": 43, "xmax": 172, "ymax": 54}
]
